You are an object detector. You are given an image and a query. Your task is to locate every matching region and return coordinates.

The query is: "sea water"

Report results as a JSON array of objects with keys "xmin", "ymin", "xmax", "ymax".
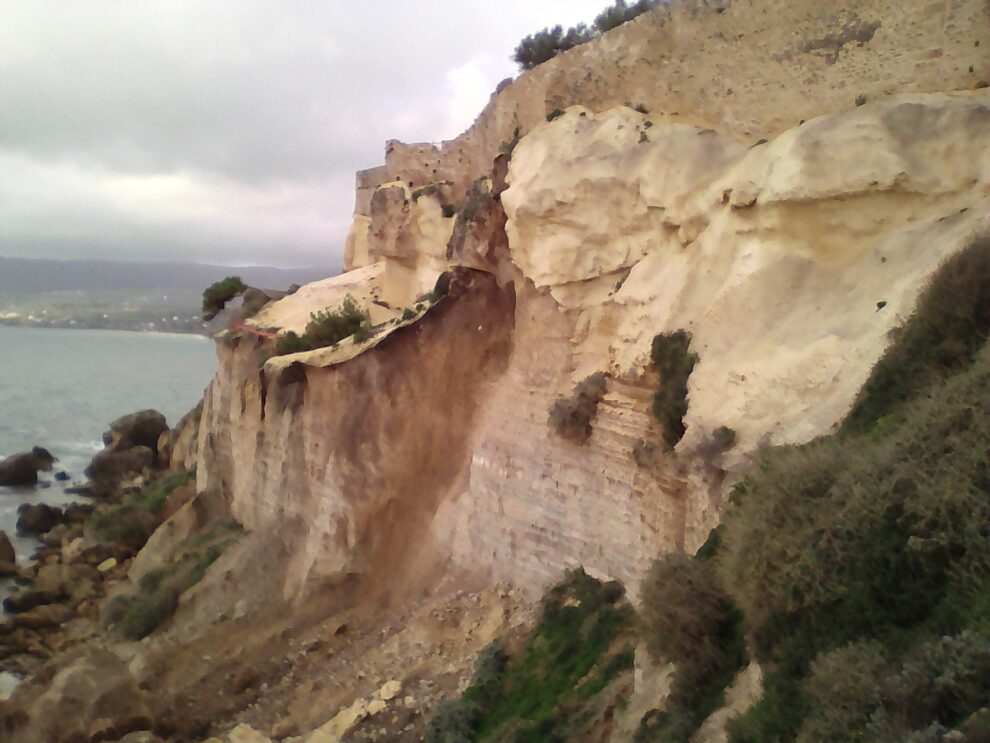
[
  {"xmin": 0, "ymin": 326, "xmax": 216, "ymax": 696},
  {"xmin": 0, "ymin": 326, "xmax": 216, "ymax": 556}
]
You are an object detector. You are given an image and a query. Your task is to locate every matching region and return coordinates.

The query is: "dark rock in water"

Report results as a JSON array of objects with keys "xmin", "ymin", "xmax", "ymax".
[
  {"xmin": 54, "ymin": 471, "xmax": 69, "ymax": 481},
  {"xmin": 3, "ymin": 588, "xmax": 64, "ymax": 613},
  {"xmin": 102, "ymin": 410, "xmax": 168, "ymax": 454},
  {"xmin": 62, "ymin": 503, "xmax": 94, "ymax": 524},
  {"xmin": 0, "ymin": 531, "xmax": 14, "ymax": 563},
  {"xmin": 0, "ymin": 448, "xmax": 56, "ymax": 487},
  {"xmin": 85, "ymin": 446, "xmax": 154, "ymax": 483},
  {"xmin": 16, "ymin": 503, "xmax": 64, "ymax": 536}
]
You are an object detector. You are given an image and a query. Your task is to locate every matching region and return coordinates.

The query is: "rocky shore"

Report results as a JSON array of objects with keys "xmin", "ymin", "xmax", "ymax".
[{"xmin": 0, "ymin": 407, "xmax": 204, "ymax": 740}]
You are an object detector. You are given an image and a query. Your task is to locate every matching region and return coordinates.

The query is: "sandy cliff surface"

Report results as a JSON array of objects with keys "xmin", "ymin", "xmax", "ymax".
[{"xmin": 2, "ymin": 2, "xmax": 989, "ymax": 740}]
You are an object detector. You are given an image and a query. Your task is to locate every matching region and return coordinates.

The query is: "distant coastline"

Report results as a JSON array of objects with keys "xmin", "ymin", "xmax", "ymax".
[{"xmin": 0, "ymin": 317, "xmax": 210, "ymax": 335}]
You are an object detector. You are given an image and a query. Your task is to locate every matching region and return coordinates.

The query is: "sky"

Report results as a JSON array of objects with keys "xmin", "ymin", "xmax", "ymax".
[{"xmin": 0, "ymin": 1, "xmax": 608, "ymax": 269}]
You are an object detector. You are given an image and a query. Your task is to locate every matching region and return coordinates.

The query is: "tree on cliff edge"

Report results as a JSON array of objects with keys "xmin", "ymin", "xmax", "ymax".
[{"xmin": 512, "ymin": 0, "xmax": 662, "ymax": 71}]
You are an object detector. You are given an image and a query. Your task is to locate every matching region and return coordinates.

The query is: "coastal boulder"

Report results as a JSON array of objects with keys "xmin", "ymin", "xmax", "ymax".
[
  {"xmin": 15, "ymin": 503, "xmax": 63, "ymax": 536},
  {"xmin": 0, "ymin": 531, "xmax": 14, "ymax": 563},
  {"xmin": 85, "ymin": 445, "xmax": 154, "ymax": 484},
  {"xmin": 103, "ymin": 410, "xmax": 169, "ymax": 455},
  {"xmin": 0, "ymin": 447, "xmax": 56, "ymax": 486},
  {"xmin": 1, "ymin": 648, "xmax": 151, "ymax": 743}
]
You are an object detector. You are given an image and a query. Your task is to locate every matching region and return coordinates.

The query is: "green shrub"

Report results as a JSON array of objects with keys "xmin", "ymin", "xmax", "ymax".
[
  {"xmin": 548, "ymin": 372, "xmax": 608, "ymax": 443},
  {"xmin": 843, "ymin": 238, "xmax": 990, "ymax": 434},
  {"xmin": 120, "ymin": 585, "xmax": 179, "ymax": 640},
  {"xmin": 715, "ymin": 241, "xmax": 990, "ymax": 740},
  {"xmin": 796, "ymin": 641, "xmax": 889, "ymax": 742},
  {"xmin": 650, "ymin": 331, "xmax": 698, "ymax": 449},
  {"xmin": 425, "ymin": 699, "xmax": 480, "ymax": 743},
  {"xmin": 546, "ymin": 108, "xmax": 565, "ymax": 122},
  {"xmin": 274, "ymin": 330, "xmax": 308, "ymax": 355},
  {"xmin": 441, "ymin": 203, "xmax": 456, "ymax": 219},
  {"xmin": 499, "ymin": 127, "xmax": 521, "ymax": 157},
  {"xmin": 595, "ymin": 1, "xmax": 660, "ymax": 33},
  {"xmin": 273, "ymin": 295, "xmax": 371, "ymax": 355},
  {"xmin": 637, "ymin": 552, "xmax": 747, "ymax": 742},
  {"xmin": 202, "ymin": 276, "xmax": 246, "ymax": 318},
  {"xmin": 429, "ymin": 272, "xmax": 452, "ymax": 303},
  {"xmin": 401, "ymin": 308, "xmax": 416, "ymax": 321},
  {"xmin": 513, "ymin": 25, "xmax": 593, "ymax": 71},
  {"xmin": 512, "ymin": 2, "xmax": 659, "ymax": 71}
]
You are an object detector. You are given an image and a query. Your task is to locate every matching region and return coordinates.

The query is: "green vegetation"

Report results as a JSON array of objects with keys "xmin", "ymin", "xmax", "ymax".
[
  {"xmin": 401, "ymin": 308, "xmax": 416, "ymax": 321},
  {"xmin": 842, "ymin": 237, "xmax": 990, "ymax": 434},
  {"xmin": 636, "ymin": 543, "xmax": 746, "ymax": 742},
  {"xmin": 513, "ymin": 1, "xmax": 660, "ymax": 70},
  {"xmin": 425, "ymin": 569, "xmax": 635, "ymax": 742},
  {"xmin": 650, "ymin": 331, "xmax": 698, "ymax": 449},
  {"xmin": 499, "ymin": 127, "xmax": 522, "ymax": 157},
  {"xmin": 546, "ymin": 108, "xmax": 565, "ymax": 122},
  {"xmin": 105, "ymin": 519, "xmax": 243, "ymax": 640},
  {"xmin": 652, "ymin": 238, "xmax": 990, "ymax": 741},
  {"xmin": 201, "ymin": 276, "xmax": 246, "ymax": 318},
  {"xmin": 427, "ymin": 272, "xmax": 452, "ymax": 304},
  {"xmin": 458, "ymin": 178, "xmax": 490, "ymax": 223},
  {"xmin": 441, "ymin": 203, "xmax": 457, "ymax": 219},
  {"xmin": 274, "ymin": 295, "xmax": 371, "ymax": 355},
  {"xmin": 548, "ymin": 372, "xmax": 608, "ymax": 443},
  {"xmin": 91, "ymin": 469, "xmax": 195, "ymax": 544}
]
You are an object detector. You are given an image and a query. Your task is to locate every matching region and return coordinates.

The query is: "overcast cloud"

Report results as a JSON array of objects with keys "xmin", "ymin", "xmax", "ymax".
[{"xmin": 0, "ymin": 1, "xmax": 606, "ymax": 268}]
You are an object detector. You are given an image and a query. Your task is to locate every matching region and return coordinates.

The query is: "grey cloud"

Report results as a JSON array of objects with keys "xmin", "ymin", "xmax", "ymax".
[{"xmin": 0, "ymin": 0, "xmax": 607, "ymax": 266}]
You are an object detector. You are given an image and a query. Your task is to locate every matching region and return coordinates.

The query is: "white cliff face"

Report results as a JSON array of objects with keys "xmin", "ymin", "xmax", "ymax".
[{"xmin": 199, "ymin": 91, "xmax": 990, "ymax": 603}]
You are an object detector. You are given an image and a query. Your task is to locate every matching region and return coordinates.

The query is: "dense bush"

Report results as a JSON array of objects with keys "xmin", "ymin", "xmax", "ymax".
[
  {"xmin": 548, "ymin": 372, "xmax": 608, "ymax": 443},
  {"xmin": 513, "ymin": 24, "xmax": 593, "ymax": 71},
  {"xmin": 274, "ymin": 295, "xmax": 371, "ymax": 355},
  {"xmin": 713, "ymin": 238, "xmax": 990, "ymax": 741},
  {"xmin": 513, "ymin": 1, "xmax": 661, "ymax": 71},
  {"xmin": 796, "ymin": 632, "xmax": 990, "ymax": 742},
  {"xmin": 637, "ymin": 549, "xmax": 746, "ymax": 742},
  {"xmin": 202, "ymin": 276, "xmax": 246, "ymax": 319},
  {"xmin": 843, "ymin": 237, "xmax": 990, "ymax": 434},
  {"xmin": 594, "ymin": 0, "xmax": 661, "ymax": 33},
  {"xmin": 651, "ymin": 331, "xmax": 698, "ymax": 449}
]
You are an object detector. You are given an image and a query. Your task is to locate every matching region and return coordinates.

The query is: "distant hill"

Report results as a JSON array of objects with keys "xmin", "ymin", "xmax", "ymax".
[{"xmin": 0, "ymin": 257, "xmax": 336, "ymax": 295}]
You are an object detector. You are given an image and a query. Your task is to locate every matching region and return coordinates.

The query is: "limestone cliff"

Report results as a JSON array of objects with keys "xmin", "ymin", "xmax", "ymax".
[
  {"xmin": 201, "ymin": 88, "xmax": 990, "ymax": 604},
  {"xmin": 184, "ymin": 1, "xmax": 990, "ymax": 737}
]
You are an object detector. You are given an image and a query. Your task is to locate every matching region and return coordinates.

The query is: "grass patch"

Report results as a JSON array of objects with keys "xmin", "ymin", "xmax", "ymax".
[
  {"xmin": 546, "ymin": 108, "xmax": 565, "ymax": 122},
  {"xmin": 90, "ymin": 469, "xmax": 194, "ymax": 544},
  {"xmin": 274, "ymin": 295, "xmax": 371, "ymax": 355},
  {"xmin": 425, "ymin": 569, "xmax": 635, "ymax": 742},
  {"xmin": 650, "ymin": 331, "xmax": 698, "ymax": 449},
  {"xmin": 106, "ymin": 519, "xmax": 243, "ymax": 640}
]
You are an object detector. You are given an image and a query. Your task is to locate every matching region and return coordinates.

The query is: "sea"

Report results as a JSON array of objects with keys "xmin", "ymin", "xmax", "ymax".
[{"xmin": 0, "ymin": 326, "xmax": 217, "ymax": 693}]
